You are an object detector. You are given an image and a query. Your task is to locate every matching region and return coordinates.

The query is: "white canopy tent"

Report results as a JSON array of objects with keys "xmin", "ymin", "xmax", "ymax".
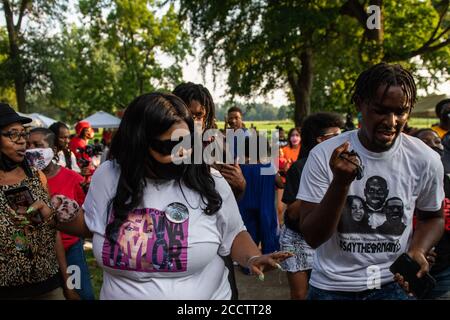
[
  {"xmin": 82, "ymin": 111, "xmax": 121, "ymax": 129},
  {"xmin": 411, "ymin": 94, "xmax": 450, "ymax": 118},
  {"xmin": 18, "ymin": 112, "xmax": 57, "ymax": 128}
]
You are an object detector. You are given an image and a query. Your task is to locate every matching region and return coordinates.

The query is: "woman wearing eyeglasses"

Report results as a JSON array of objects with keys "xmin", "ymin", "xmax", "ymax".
[
  {"xmin": 29, "ymin": 93, "xmax": 292, "ymax": 300},
  {"xmin": 0, "ymin": 103, "xmax": 65, "ymax": 299}
]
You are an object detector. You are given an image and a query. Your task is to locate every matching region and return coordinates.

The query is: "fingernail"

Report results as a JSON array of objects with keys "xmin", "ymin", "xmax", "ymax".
[
  {"xmin": 258, "ymin": 274, "xmax": 265, "ymax": 281},
  {"xmin": 276, "ymin": 263, "xmax": 282, "ymax": 270}
]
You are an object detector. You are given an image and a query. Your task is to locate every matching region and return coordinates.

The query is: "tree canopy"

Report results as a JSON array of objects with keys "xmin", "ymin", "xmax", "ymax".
[{"xmin": 179, "ymin": 0, "xmax": 450, "ymax": 126}]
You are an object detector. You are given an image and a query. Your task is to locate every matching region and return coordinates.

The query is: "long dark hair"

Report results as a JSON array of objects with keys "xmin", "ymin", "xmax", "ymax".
[
  {"xmin": 287, "ymin": 127, "xmax": 301, "ymax": 148},
  {"xmin": 106, "ymin": 92, "xmax": 222, "ymax": 242}
]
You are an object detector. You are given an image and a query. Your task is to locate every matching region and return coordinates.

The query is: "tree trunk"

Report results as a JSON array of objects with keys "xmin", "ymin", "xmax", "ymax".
[
  {"xmin": 288, "ymin": 48, "xmax": 314, "ymax": 127},
  {"xmin": 3, "ymin": 0, "xmax": 27, "ymax": 112}
]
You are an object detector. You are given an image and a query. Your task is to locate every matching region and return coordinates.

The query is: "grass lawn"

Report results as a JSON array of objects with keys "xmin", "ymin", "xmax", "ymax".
[
  {"xmin": 85, "ymin": 248, "xmax": 103, "ymax": 299},
  {"xmin": 217, "ymin": 117, "xmax": 436, "ymax": 132}
]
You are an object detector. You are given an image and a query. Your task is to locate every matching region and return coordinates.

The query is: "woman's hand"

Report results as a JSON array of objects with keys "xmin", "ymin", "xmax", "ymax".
[
  {"xmin": 27, "ymin": 200, "xmax": 54, "ymax": 224},
  {"xmin": 247, "ymin": 251, "xmax": 294, "ymax": 280},
  {"xmin": 29, "ymin": 195, "xmax": 81, "ymax": 225}
]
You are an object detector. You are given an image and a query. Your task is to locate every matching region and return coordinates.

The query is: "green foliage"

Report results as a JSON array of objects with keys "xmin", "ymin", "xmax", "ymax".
[
  {"xmin": 0, "ymin": 0, "xmax": 190, "ymax": 122},
  {"xmin": 179, "ymin": 0, "xmax": 450, "ymax": 120},
  {"xmin": 215, "ymin": 100, "xmax": 292, "ymax": 122}
]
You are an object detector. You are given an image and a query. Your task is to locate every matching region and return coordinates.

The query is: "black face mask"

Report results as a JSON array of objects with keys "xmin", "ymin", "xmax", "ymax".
[
  {"xmin": 150, "ymin": 134, "xmax": 193, "ymax": 156},
  {"xmin": 149, "ymin": 157, "xmax": 187, "ymax": 180},
  {"xmin": 0, "ymin": 153, "xmax": 19, "ymax": 171}
]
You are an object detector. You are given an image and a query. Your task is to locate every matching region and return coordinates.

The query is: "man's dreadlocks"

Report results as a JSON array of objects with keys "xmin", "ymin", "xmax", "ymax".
[
  {"xmin": 173, "ymin": 82, "xmax": 216, "ymax": 129},
  {"xmin": 351, "ymin": 62, "xmax": 417, "ymax": 109}
]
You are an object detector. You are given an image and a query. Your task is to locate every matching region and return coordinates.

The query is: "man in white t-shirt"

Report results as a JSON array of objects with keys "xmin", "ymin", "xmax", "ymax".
[{"xmin": 295, "ymin": 62, "xmax": 445, "ymax": 300}]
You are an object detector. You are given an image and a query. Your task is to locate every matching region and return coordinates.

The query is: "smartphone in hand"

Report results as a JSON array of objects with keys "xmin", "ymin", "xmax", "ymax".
[
  {"xmin": 4, "ymin": 186, "xmax": 42, "ymax": 224},
  {"xmin": 389, "ymin": 253, "xmax": 436, "ymax": 299}
]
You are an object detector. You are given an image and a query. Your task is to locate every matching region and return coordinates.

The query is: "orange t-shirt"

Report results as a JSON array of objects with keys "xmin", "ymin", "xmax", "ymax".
[
  {"xmin": 431, "ymin": 125, "xmax": 447, "ymax": 139},
  {"xmin": 280, "ymin": 145, "xmax": 300, "ymax": 171}
]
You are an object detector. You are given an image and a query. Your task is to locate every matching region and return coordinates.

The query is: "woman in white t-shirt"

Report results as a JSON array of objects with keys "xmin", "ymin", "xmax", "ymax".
[{"xmin": 32, "ymin": 92, "xmax": 291, "ymax": 300}]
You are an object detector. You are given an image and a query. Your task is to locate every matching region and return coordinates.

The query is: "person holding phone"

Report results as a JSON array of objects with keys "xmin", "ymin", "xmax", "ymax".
[
  {"xmin": 293, "ymin": 63, "xmax": 445, "ymax": 300},
  {"xmin": 0, "ymin": 103, "xmax": 64, "ymax": 299}
]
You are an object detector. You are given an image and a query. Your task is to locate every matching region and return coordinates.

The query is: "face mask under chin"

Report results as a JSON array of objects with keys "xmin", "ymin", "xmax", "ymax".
[
  {"xmin": 149, "ymin": 157, "xmax": 187, "ymax": 180},
  {"xmin": 0, "ymin": 153, "xmax": 19, "ymax": 171}
]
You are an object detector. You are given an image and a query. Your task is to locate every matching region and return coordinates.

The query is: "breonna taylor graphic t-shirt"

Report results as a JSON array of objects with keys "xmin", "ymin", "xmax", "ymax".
[
  {"xmin": 297, "ymin": 130, "xmax": 444, "ymax": 292},
  {"xmin": 83, "ymin": 161, "xmax": 246, "ymax": 299}
]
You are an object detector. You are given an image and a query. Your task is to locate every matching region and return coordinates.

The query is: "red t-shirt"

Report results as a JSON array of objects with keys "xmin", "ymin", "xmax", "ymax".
[
  {"xmin": 47, "ymin": 167, "xmax": 86, "ymax": 251},
  {"xmin": 413, "ymin": 198, "xmax": 450, "ymax": 232},
  {"xmin": 69, "ymin": 136, "xmax": 91, "ymax": 164}
]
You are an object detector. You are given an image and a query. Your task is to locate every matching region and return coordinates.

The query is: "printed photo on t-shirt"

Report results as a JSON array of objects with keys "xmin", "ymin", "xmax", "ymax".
[
  {"xmin": 338, "ymin": 175, "xmax": 407, "ymax": 236},
  {"xmin": 102, "ymin": 208, "xmax": 188, "ymax": 272}
]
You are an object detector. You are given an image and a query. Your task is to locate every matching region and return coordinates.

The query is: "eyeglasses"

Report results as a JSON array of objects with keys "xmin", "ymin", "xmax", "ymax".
[
  {"xmin": 1, "ymin": 130, "xmax": 29, "ymax": 142},
  {"xmin": 191, "ymin": 114, "xmax": 206, "ymax": 122}
]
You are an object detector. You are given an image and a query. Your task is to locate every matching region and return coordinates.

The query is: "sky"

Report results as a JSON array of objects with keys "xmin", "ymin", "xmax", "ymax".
[
  {"xmin": 168, "ymin": 47, "xmax": 290, "ymax": 107},
  {"xmin": 1, "ymin": 1, "xmax": 448, "ymax": 108}
]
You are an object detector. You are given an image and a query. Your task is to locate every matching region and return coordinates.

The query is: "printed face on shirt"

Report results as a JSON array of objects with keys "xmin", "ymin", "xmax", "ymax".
[
  {"xmin": 350, "ymin": 197, "xmax": 365, "ymax": 222},
  {"xmin": 118, "ymin": 212, "xmax": 154, "ymax": 270},
  {"xmin": 384, "ymin": 198, "xmax": 404, "ymax": 224},
  {"xmin": 364, "ymin": 176, "xmax": 388, "ymax": 211},
  {"xmin": 103, "ymin": 208, "xmax": 189, "ymax": 272},
  {"xmin": 357, "ymin": 85, "xmax": 411, "ymax": 152}
]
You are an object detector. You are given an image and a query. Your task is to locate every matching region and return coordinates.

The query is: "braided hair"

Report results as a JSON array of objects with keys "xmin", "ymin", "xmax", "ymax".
[
  {"xmin": 351, "ymin": 62, "xmax": 417, "ymax": 109},
  {"xmin": 173, "ymin": 82, "xmax": 216, "ymax": 130}
]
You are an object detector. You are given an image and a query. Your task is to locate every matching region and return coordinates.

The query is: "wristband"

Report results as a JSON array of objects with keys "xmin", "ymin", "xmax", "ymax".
[{"xmin": 51, "ymin": 195, "xmax": 81, "ymax": 223}]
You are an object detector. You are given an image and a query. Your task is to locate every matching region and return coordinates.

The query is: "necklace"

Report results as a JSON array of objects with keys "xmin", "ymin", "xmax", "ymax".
[{"xmin": 177, "ymin": 180, "xmax": 202, "ymax": 210}]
